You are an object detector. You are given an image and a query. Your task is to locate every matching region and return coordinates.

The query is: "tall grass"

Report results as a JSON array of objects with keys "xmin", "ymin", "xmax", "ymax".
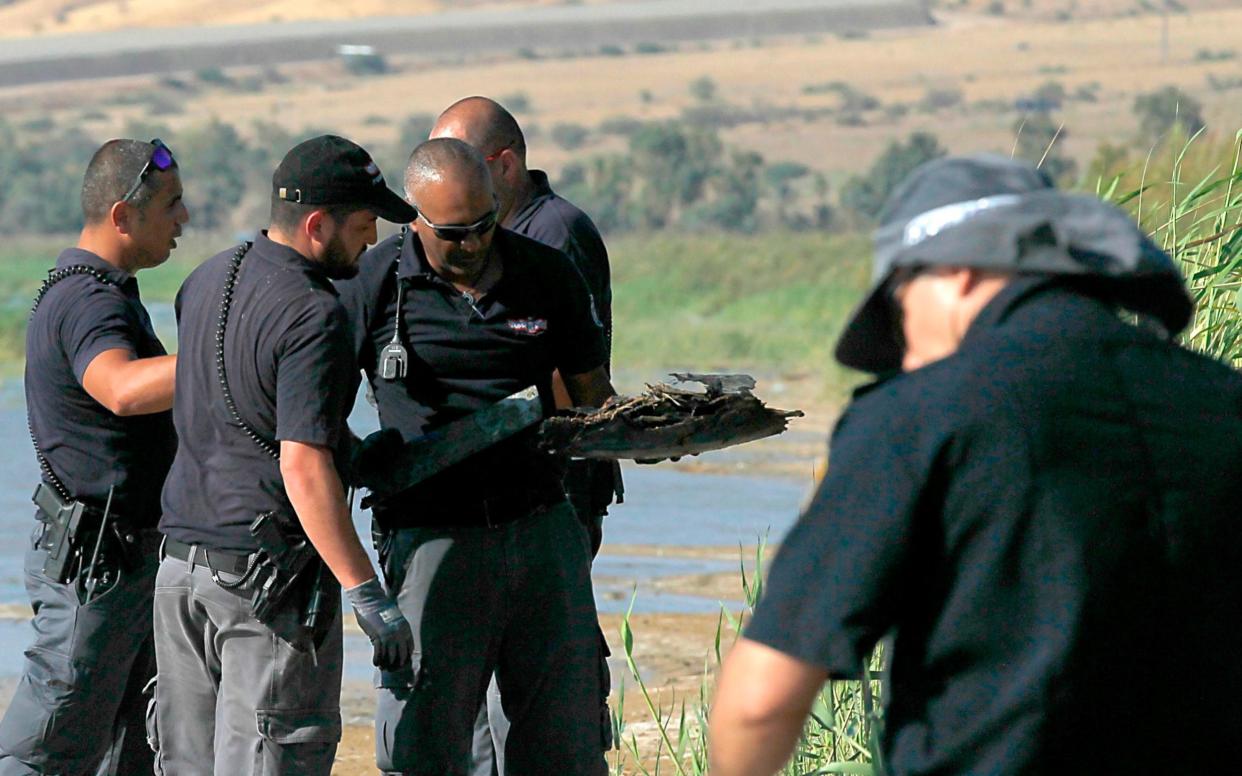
[{"xmin": 612, "ymin": 539, "xmax": 885, "ymax": 776}]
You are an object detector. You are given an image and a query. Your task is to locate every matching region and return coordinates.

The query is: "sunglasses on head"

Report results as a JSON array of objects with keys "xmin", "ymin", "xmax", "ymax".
[
  {"xmin": 122, "ymin": 139, "xmax": 175, "ymax": 203},
  {"xmin": 417, "ymin": 207, "xmax": 498, "ymax": 242}
]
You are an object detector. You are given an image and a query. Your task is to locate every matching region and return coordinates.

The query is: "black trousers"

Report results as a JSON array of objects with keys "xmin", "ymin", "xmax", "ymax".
[{"xmin": 375, "ymin": 501, "xmax": 608, "ymax": 776}]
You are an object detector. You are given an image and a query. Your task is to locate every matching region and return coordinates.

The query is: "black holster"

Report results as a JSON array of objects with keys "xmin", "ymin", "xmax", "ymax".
[
  {"xmin": 33, "ymin": 482, "xmax": 142, "ymax": 589},
  {"xmin": 248, "ymin": 510, "xmax": 339, "ymax": 651}
]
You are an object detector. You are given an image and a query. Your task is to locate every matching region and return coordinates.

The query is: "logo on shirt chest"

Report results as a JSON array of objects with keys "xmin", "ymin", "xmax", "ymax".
[{"xmin": 506, "ymin": 317, "xmax": 548, "ymax": 336}]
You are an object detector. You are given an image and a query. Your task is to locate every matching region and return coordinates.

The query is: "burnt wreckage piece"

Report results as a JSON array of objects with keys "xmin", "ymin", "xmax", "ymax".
[{"xmin": 540, "ymin": 373, "xmax": 803, "ymax": 460}]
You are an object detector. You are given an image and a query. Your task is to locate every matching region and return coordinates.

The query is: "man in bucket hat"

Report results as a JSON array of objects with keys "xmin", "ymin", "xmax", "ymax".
[{"xmin": 708, "ymin": 155, "xmax": 1242, "ymax": 775}]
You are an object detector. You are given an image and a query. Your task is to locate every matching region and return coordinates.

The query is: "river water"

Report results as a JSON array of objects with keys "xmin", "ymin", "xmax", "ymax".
[{"xmin": 0, "ymin": 367, "xmax": 813, "ymax": 685}]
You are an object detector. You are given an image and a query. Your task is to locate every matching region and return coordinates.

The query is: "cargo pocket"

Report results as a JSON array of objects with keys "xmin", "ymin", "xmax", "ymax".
[
  {"xmin": 253, "ymin": 708, "xmax": 341, "ymax": 776},
  {"xmin": 143, "ymin": 677, "xmax": 163, "ymax": 775}
]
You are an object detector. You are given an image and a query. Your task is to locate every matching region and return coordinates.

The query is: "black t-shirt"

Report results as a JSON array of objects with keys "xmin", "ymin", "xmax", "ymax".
[
  {"xmin": 509, "ymin": 170, "xmax": 612, "ymax": 359},
  {"xmin": 337, "ymin": 228, "xmax": 607, "ymax": 510},
  {"xmin": 25, "ymin": 248, "xmax": 176, "ymax": 527},
  {"xmin": 159, "ymin": 233, "xmax": 355, "ymax": 552},
  {"xmin": 746, "ymin": 279, "xmax": 1242, "ymax": 775}
]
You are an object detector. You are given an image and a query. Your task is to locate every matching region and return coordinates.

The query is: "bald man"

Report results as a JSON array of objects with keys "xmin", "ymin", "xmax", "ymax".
[
  {"xmin": 431, "ymin": 96, "xmax": 620, "ymax": 552},
  {"xmin": 338, "ymin": 138, "xmax": 613, "ymax": 775},
  {"xmin": 432, "ymin": 95, "xmax": 621, "ymax": 776}
]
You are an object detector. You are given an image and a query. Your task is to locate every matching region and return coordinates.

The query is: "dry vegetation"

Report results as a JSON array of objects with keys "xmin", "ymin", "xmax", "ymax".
[{"xmin": 2, "ymin": 1, "xmax": 1240, "ymax": 189}]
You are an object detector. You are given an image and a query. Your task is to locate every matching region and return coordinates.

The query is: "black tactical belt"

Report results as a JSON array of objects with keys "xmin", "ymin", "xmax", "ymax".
[{"xmin": 163, "ymin": 538, "xmax": 256, "ymax": 576}]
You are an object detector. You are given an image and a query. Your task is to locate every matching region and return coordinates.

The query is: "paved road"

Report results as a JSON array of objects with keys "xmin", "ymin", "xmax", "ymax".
[{"xmin": 0, "ymin": 0, "xmax": 930, "ymax": 87}]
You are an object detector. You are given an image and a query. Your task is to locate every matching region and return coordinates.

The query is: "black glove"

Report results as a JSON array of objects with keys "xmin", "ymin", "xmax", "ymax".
[
  {"xmin": 345, "ymin": 577, "xmax": 414, "ymax": 671},
  {"xmin": 349, "ymin": 428, "xmax": 404, "ymax": 487}
]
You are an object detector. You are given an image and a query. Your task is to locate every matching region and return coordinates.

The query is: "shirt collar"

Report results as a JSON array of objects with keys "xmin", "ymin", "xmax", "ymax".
[
  {"xmin": 509, "ymin": 170, "xmax": 555, "ymax": 228},
  {"xmin": 251, "ymin": 230, "xmax": 337, "ymax": 289},
  {"xmin": 55, "ymin": 248, "xmax": 133, "ymax": 287},
  {"xmin": 960, "ymin": 274, "xmax": 1059, "ymax": 347},
  {"xmin": 397, "ymin": 228, "xmax": 435, "ymax": 281}
]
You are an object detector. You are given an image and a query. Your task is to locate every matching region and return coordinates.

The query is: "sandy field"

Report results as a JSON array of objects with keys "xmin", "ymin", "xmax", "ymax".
[{"xmin": 2, "ymin": 1, "xmax": 1240, "ymax": 185}]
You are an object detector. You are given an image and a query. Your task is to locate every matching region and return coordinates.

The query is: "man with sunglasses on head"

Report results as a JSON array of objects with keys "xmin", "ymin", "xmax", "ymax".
[
  {"xmin": 708, "ymin": 155, "xmax": 1242, "ymax": 775},
  {"xmin": 0, "ymin": 139, "xmax": 187, "ymax": 775},
  {"xmin": 153, "ymin": 135, "xmax": 415, "ymax": 775},
  {"xmin": 430, "ymin": 93, "xmax": 620, "ymax": 776},
  {"xmin": 338, "ymin": 137, "xmax": 614, "ymax": 775}
]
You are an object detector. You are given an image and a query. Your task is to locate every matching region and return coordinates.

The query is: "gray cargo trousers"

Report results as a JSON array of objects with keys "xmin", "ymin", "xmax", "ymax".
[
  {"xmin": 150, "ymin": 548, "xmax": 342, "ymax": 776},
  {"xmin": 375, "ymin": 500, "xmax": 608, "ymax": 776},
  {"xmin": 0, "ymin": 527, "xmax": 157, "ymax": 776}
]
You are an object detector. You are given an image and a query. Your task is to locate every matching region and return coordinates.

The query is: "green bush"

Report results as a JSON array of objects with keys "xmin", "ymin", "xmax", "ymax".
[
  {"xmin": 550, "ymin": 122, "xmax": 589, "ymax": 151},
  {"xmin": 1133, "ymin": 85, "xmax": 1205, "ymax": 144}
]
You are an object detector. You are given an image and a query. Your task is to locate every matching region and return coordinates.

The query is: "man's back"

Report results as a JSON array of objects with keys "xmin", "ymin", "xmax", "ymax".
[
  {"xmin": 750, "ymin": 280, "xmax": 1242, "ymax": 775},
  {"xmin": 902, "ymin": 281, "xmax": 1242, "ymax": 772}
]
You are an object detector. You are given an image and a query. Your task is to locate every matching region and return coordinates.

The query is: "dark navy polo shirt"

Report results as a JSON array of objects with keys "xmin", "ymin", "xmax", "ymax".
[
  {"xmin": 746, "ymin": 279, "xmax": 1242, "ymax": 775},
  {"xmin": 509, "ymin": 170, "xmax": 612, "ymax": 358},
  {"xmin": 337, "ymin": 227, "xmax": 606, "ymax": 510},
  {"xmin": 25, "ymin": 248, "xmax": 176, "ymax": 527},
  {"xmin": 160, "ymin": 232, "xmax": 355, "ymax": 552}
]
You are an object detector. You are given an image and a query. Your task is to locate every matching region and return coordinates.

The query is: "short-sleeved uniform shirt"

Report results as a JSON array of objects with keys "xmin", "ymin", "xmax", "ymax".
[
  {"xmin": 509, "ymin": 170, "xmax": 612, "ymax": 360},
  {"xmin": 159, "ymin": 233, "xmax": 355, "ymax": 552},
  {"xmin": 337, "ymin": 228, "xmax": 606, "ymax": 513},
  {"xmin": 25, "ymin": 248, "xmax": 176, "ymax": 527},
  {"xmin": 746, "ymin": 279, "xmax": 1242, "ymax": 775}
]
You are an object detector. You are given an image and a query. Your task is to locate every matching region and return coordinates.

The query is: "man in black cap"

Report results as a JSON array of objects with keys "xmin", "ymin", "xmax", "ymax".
[
  {"xmin": 708, "ymin": 155, "xmax": 1242, "ymax": 775},
  {"xmin": 153, "ymin": 135, "xmax": 416, "ymax": 775},
  {"xmin": 0, "ymin": 139, "xmax": 186, "ymax": 776},
  {"xmin": 339, "ymin": 137, "xmax": 613, "ymax": 775},
  {"xmin": 430, "ymin": 94, "xmax": 620, "ymax": 775}
]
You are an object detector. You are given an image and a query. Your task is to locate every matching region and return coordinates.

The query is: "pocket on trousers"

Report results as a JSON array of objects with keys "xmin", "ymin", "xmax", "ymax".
[
  {"xmin": 253, "ymin": 708, "xmax": 342, "ymax": 776},
  {"xmin": 255, "ymin": 708, "xmax": 342, "ymax": 745},
  {"xmin": 143, "ymin": 677, "xmax": 164, "ymax": 774}
]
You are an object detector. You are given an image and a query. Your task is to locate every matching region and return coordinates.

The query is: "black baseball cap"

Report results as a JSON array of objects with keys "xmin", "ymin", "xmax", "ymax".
[
  {"xmin": 834, "ymin": 154, "xmax": 1193, "ymax": 373},
  {"xmin": 273, "ymin": 135, "xmax": 417, "ymax": 224}
]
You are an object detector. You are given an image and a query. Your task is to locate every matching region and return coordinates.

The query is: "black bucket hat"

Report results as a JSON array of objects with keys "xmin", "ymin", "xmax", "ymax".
[
  {"xmin": 834, "ymin": 154, "xmax": 1194, "ymax": 373},
  {"xmin": 273, "ymin": 135, "xmax": 417, "ymax": 224}
]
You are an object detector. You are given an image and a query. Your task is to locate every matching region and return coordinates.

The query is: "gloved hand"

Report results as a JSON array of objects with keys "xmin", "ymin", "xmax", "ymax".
[{"xmin": 345, "ymin": 577, "xmax": 414, "ymax": 671}]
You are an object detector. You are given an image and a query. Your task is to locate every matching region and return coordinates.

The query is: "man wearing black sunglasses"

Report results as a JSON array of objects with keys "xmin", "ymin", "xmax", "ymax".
[
  {"xmin": 338, "ymin": 137, "xmax": 614, "ymax": 775},
  {"xmin": 0, "ymin": 139, "xmax": 187, "ymax": 775},
  {"xmin": 431, "ymin": 94, "xmax": 620, "ymax": 776}
]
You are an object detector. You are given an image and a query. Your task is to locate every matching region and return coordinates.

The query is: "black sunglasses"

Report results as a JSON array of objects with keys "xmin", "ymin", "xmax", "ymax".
[
  {"xmin": 122, "ymin": 139, "xmax": 176, "ymax": 203},
  {"xmin": 417, "ymin": 207, "xmax": 498, "ymax": 242}
]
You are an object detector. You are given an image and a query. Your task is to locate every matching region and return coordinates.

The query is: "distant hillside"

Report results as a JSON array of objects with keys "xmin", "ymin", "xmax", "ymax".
[{"xmin": 0, "ymin": 0, "xmax": 562, "ymax": 38}]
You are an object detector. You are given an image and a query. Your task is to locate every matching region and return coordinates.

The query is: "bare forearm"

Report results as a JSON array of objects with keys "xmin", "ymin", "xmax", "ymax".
[
  {"xmin": 280, "ymin": 442, "xmax": 375, "ymax": 588},
  {"xmin": 708, "ymin": 701, "xmax": 806, "ymax": 776},
  {"xmin": 116, "ymin": 354, "xmax": 176, "ymax": 414},
  {"xmin": 82, "ymin": 350, "xmax": 176, "ymax": 416},
  {"xmin": 709, "ymin": 638, "xmax": 828, "ymax": 776},
  {"xmin": 563, "ymin": 365, "xmax": 615, "ymax": 409}
]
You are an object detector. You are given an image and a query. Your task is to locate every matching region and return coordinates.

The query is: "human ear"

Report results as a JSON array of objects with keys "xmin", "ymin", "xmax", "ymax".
[
  {"xmin": 305, "ymin": 209, "xmax": 328, "ymax": 242},
  {"xmin": 110, "ymin": 200, "xmax": 133, "ymax": 234}
]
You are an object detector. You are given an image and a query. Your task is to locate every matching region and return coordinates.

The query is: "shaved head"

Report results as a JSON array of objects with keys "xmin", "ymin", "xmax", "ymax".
[
  {"xmin": 81, "ymin": 139, "xmax": 175, "ymax": 223},
  {"xmin": 430, "ymin": 96, "xmax": 527, "ymax": 162},
  {"xmin": 404, "ymin": 137, "xmax": 492, "ymax": 203}
]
